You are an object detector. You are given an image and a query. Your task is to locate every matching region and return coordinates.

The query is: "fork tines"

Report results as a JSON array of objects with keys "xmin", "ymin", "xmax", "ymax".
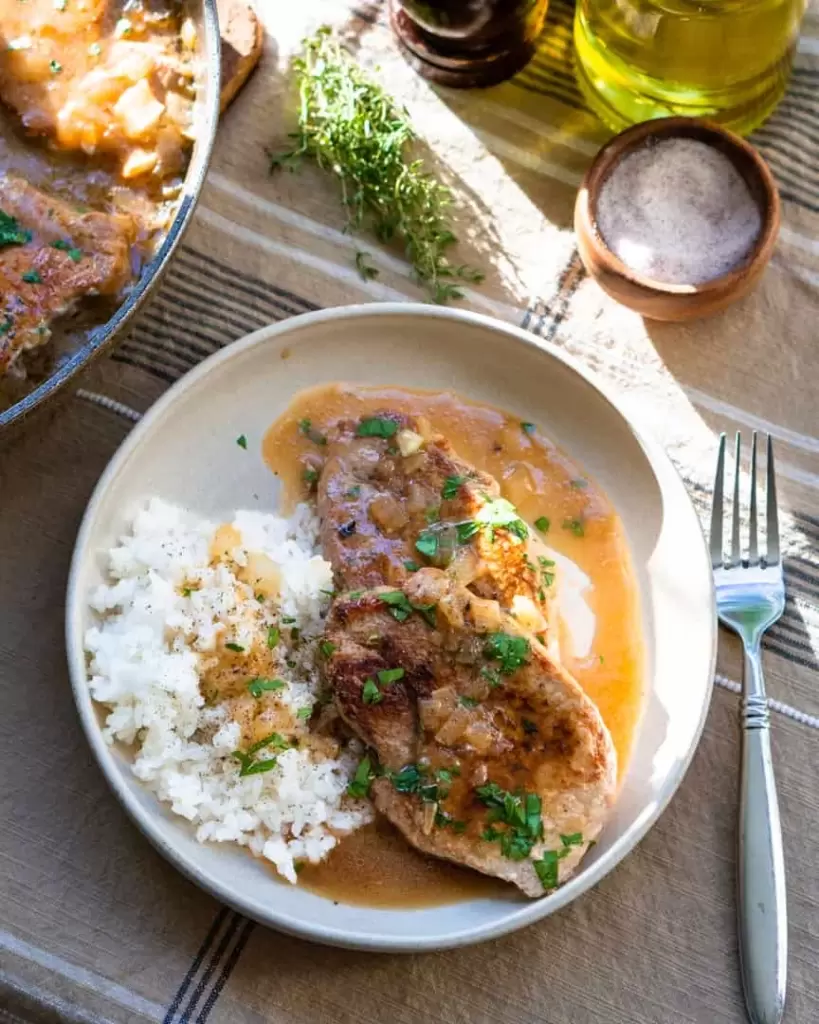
[{"xmin": 710, "ymin": 432, "xmax": 781, "ymax": 570}]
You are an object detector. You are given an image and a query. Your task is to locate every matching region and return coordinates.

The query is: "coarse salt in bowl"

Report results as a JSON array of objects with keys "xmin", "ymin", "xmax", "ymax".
[{"xmin": 574, "ymin": 117, "xmax": 781, "ymax": 322}]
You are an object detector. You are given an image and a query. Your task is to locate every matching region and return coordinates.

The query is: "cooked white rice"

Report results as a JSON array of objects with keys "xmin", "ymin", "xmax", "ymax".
[{"xmin": 85, "ymin": 497, "xmax": 373, "ymax": 884}]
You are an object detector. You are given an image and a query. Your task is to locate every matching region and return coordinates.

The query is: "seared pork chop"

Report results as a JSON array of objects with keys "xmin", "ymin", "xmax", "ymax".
[
  {"xmin": 318, "ymin": 411, "xmax": 556, "ymax": 644},
  {"xmin": 0, "ymin": 176, "xmax": 135, "ymax": 373},
  {"xmin": 323, "ymin": 569, "xmax": 616, "ymax": 897}
]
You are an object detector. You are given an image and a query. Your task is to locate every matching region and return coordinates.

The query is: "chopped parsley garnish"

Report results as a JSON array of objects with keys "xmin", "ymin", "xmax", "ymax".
[
  {"xmin": 538, "ymin": 556, "xmax": 555, "ymax": 588},
  {"xmin": 266, "ymin": 626, "xmax": 280, "ymax": 649},
  {"xmin": 303, "ymin": 467, "xmax": 319, "ymax": 486},
  {"xmin": 356, "ymin": 416, "xmax": 398, "ymax": 439},
  {"xmin": 484, "ymin": 632, "xmax": 530, "ymax": 675},
  {"xmin": 232, "ymin": 733, "xmax": 288, "ymax": 776},
  {"xmin": 386, "ymin": 763, "xmax": 447, "ymax": 803},
  {"xmin": 415, "ymin": 530, "xmax": 438, "ymax": 560},
  {"xmin": 233, "ymin": 754, "xmax": 278, "ymax": 777},
  {"xmin": 182, "ymin": 587, "xmax": 193, "ymax": 597},
  {"xmin": 534, "ymin": 850, "xmax": 559, "ymax": 890},
  {"xmin": 345, "ymin": 485, "xmax": 361, "ymax": 499},
  {"xmin": 296, "ymin": 706, "xmax": 313, "ymax": 720},
  {"xmin": 377, "ymin": 667, "xmax": 405, "ymax": 685},
  {"xmin": 563, "ymin": 517, "xmax": 585, "ymax": 537},
  {"xmin": 361, "ymin": 678, "xmax": 382, "ymax": 704},
  {"xmin": 281, "ymin": 615, "xmax": 297, "ymax": 624},
  {"xmin": 297, "ymin": 418, "xmax": 327, "ymax": 445},
  {"xmin": 476, "ymin": 785, "xmax": 543, "ymax": 861},
  {"xmin": 0, "ymin": 318, "xmax": 13, "ymax": 337},
  {"xmin": 456, "ymin": 521, "xmax": 480, "ymax": 544},
  {"xmin": 225, "ymin": 642, "xmax": 245, "ymax": 652},
  {"xmin": 236, "ymin": 434, "xmax": 248, "ymax": 449},
  {"xmin": 425, "ymin": 504, "xmax": 441, "ymax": 524},
  {"xmin": 521, "ymin": 422, "xmax": 536, "ymax": 435},
  {"xmin": 441, "ymin": 475, "xmax": 467, "ymax": 500},
  {"xmin": 403, "ymin": 559, "xmax": 420, "ymax": 572},
  {"xmin": 570, "ymin": 479, "xmax": 588, "ymax": 489},
  {"xmin": 419, "ymin": 498, "xmax": 528, "ymax": 563},
  {"xmin": 21, "ymin": 269, "xmax": 41, "ymax": 284},
  {"xmin": 474, "ymin": 497, "xmax": 528, "ymax": 542},
  {"xmin": 249, "ymin": 732, "xmax": 290, "ymax": 754},
  {"xmin": 522, "ymin": 718, "xmax": 538, "ymax": 735},
  {"xmin": 389, "ymin": 764, "xmax": 423, "ymax": 793},
  {"xmin": 347, "ymin": 756, "xmax": 374, "ymax": 798},
  {"xmin": 0, "ymin": 210, "xmax": 32, "ymax": 248},
  {"xmin": 378, "ymin": 590, "xmax": 413, "ymax": 621},
  {"xmin": 51, "ymin": 239, "xmax": 71, "ymax": 252},
  {"xmin": 413, "ymin": 603, "xmax": 437, "ymax": 628},
  {"xmin": 319, "ymin": 641, "xmax": 336, "ymax": 658},
  {"xmin": 534, "ymin": 516, "xmax": 550, "ymax": 533},
  {"xmin": 247, "ymin": 677, "xmax": 286, "ymax": 697},
  {"xmin": 68, "ymin": 247, "xmax": 82, "ymax": 261},
  {"xmin": 49, "ymin": 59, "xmax": 62, "ymax": 73},
  {"xmin": 459, "ymin": 695, "xmax": 479, "ymax": 708},
  {"xmin": 533, "ymin": 834, "xmax": 584, "ymax": 890},
  {"xmin": 355, "ymin": 250, "xmax": 379, "ymax": 280},
  {"xmin": 377, "ymin": 590, "xmax": 436, "ymax": 627}
]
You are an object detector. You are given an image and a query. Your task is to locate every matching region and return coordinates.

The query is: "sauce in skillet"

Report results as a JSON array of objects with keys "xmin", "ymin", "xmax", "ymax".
[{"xmin": 263, "ymin": 384, "xmax": 644, "ymax": 909}]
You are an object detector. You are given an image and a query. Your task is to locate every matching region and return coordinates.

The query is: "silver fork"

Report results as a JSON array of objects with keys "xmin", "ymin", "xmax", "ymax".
[{"xmin": 710, "ymin": 432, "xmax": 787, "ymax": 1024}]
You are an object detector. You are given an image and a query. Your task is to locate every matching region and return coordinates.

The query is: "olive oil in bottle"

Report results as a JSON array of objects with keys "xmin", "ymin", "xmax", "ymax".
[{"xmin": 574, "ymin": 0, "xmax": 806, "ymax": 136}]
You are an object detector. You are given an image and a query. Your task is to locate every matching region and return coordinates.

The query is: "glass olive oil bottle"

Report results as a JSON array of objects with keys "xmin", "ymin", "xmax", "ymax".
[{"xmin": 574, "ymin": 0, "xmax": 806, "ymax": 136}]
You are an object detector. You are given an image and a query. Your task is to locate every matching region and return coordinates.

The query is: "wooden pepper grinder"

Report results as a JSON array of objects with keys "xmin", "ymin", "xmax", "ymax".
[{"xmin": 389, "ymin": 0, "xmax": 550, "ymax": 88}]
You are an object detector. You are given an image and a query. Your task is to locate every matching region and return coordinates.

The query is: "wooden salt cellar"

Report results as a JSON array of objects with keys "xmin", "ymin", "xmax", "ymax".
[{"xmin": 574, "ymin": 118, "xmax": 781, "ymax": 322}]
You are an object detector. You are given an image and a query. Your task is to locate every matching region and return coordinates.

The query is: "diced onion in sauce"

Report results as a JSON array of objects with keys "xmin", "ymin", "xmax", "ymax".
[
  {"xmin": 121, "ymin": 147, "xmax": 158, "ymax": 178},
  {"xmin": 370, "ymin": 494, "xmax": 409, "ymax": 534},
  {"xmin": 510, "ymin": 594, "xmax": 547, "ymax": 633},
  {"xmin": 468, "ymin": 595, "xmax": 503, "ymax": 633},
  {"xmin": 397, "ymin": 429, "xmax": 424, "ymax": 457},
  {"xmin": 115, "ymin": 79, "xmax": 165, "ymax": 140},
  {"xmin": 180, "ymin": 17, "xmax": 198, "ymax": 50}
]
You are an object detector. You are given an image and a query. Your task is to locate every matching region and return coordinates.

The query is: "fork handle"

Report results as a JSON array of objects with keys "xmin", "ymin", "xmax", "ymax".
[{"xmin": 738, "ymin": 647, "xmax": 787, "ymax": 1024}]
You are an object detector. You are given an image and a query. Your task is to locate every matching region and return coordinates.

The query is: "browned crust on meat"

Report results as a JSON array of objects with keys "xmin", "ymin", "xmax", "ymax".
[{"xmin": 322, "ymin": 572, "xmax": 617, "ymax": 898}]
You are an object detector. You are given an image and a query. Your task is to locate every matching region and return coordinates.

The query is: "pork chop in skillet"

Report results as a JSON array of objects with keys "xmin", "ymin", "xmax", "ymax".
[{"xmin": 0, "ymin": 176, "xmax": 135, "ymax": 373}]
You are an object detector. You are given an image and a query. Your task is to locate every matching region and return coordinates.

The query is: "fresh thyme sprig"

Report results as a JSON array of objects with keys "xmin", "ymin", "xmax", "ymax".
[{"xmin": 271, "ymin": 27, "xmax": 484, "ymax": 303}]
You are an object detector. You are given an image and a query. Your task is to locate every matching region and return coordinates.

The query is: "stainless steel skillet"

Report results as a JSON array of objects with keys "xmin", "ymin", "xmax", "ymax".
[{"xmin": 0, "ymin": 0, "xmax": 221, "ymax": 435}]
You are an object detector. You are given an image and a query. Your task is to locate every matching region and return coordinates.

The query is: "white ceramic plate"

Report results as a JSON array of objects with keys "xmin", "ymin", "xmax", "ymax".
[{"xmin": 66, "ymin": 304, "xmax": 716, "ymax": 952}]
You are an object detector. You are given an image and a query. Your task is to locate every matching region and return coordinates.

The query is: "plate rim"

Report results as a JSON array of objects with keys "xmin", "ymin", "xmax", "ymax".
[{"xmin": 65, "ymin": 302, "xmax": 717, "ymax": 952}]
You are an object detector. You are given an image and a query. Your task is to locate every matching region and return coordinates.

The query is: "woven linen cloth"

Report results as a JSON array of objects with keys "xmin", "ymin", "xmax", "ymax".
[{"xmin": 2, "ymin": 2, "xmax": 818, "ymax": 1022}]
